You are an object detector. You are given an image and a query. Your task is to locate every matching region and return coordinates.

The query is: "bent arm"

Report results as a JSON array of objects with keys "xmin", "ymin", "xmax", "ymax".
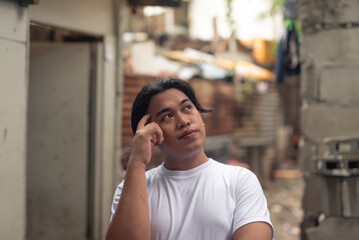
[
  {"xmin": 106, "ymin": 115, "xmax": 163, "ymax": 240},
  {"xmin": 106, "ymin": 158, "xmax": 150, "ymax": 240},
  {"xmin": 233, "ymin": 222, "xmax": 272, "ymax": 240}
]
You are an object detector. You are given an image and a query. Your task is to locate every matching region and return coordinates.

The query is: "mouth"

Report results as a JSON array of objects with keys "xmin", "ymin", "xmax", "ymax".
[{"xmin": 178, "ymin": 129, "xmax": 198, "ymax": 139}]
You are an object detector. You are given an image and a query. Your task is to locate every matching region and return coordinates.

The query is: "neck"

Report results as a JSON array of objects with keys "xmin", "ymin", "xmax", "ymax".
[{"xmin": 162, "ymin": 149, "xmax": 208, "ymax": 171}]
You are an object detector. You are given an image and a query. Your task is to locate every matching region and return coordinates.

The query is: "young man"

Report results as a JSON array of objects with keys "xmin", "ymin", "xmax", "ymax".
[{"xmin": 106, "ymin": 78, "xmax": 273, "ymax": 240}]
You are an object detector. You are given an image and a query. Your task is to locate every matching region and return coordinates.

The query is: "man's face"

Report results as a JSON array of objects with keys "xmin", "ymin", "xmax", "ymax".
[{"xmin": 147, "ymin": 88, "xmax": 206, "ymax": 158}]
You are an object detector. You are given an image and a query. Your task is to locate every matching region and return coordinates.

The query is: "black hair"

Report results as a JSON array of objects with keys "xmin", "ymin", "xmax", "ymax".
[{"xmin": 131, "ymin": 78, "xmax": 212, "ymax": 134}]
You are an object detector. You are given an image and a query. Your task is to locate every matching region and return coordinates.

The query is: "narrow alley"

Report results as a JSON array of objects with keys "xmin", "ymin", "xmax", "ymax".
[{"xmin": 264, "ymin": 173, "xmax": 304, "ymax": 240}]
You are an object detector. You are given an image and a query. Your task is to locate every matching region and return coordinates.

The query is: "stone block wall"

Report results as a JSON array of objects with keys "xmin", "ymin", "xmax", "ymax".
[
  {"xmin": 299, "ymin": 0, "xmax": 359, "ymax": 172},
  {"xmin": 299, "ymin": 0, "xmax": 359, "ymax": 239}
]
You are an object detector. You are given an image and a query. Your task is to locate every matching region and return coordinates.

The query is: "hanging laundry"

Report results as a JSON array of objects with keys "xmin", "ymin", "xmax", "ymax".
[{"xmin": 275, "ymin": 19, "xmax": 301, "ymax": 84}]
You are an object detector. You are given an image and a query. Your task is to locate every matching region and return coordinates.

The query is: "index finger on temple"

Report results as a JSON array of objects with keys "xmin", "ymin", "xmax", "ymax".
[{"xmin": 137, "ymin": 114, "xmax": 151, "ymax": 130}]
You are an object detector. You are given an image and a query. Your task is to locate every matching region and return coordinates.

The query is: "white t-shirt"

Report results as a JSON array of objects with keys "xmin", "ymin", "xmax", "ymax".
[{"xmin": 111, "ymin": 159, "xmax": 273, "ymax": 240}]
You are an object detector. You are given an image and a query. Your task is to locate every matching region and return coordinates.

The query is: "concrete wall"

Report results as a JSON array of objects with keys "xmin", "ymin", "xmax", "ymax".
[
  {"xmin": 30, "ymin": 0, "xmax": 115, "ymax": 35},
  {"xmin": 29, "ymin": 1, "xmax": 125, "ymax": 239},
  {"xmin": 0, "ymin": 1, "xmax": 28, "ymax": 240},
  {"xmin": 29, "ymin": 1, "xmax": 123, "ymax": 239},
  {"xmin": 299, "ymin": 0, "xmax": 359, "ymax": 239},
  {"xmin": 299, "ymin": 0, "xmax": 359, "ymax": 171},
  {"xmin": 0, "ymin": 0, "xmax": 125, "ymax": 239}
]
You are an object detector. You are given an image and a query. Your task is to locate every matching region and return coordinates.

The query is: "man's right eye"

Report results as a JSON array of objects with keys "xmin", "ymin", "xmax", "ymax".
[{"xmin": 163, "ymin": 113, "xmax": 173, "ymax": 121}]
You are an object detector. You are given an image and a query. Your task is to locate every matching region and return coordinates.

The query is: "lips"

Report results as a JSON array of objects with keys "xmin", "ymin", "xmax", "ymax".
[{"xmin": 178, "ymin": 129, "xmax": 198, "ymax": 139}]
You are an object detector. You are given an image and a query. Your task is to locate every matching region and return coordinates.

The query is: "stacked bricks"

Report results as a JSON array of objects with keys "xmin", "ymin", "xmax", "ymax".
[{"xmin": 299, "ymin": 0, "xmax": 359, "ymax": 239}]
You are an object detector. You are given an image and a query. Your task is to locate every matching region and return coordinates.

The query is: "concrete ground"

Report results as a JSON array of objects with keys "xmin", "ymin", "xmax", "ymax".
[{"xmin": 263, "ymin": 171, "xmax": 304, "ymax": 240}]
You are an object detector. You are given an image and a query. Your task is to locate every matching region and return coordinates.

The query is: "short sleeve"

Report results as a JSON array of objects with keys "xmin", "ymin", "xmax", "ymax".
[
  {"xmin": 110, "ymin": 181, "xmax": 124, "ymax": 222},
  {"xmin": 232, "ymin": 169, "xmax": 274, "ymax": 236}
]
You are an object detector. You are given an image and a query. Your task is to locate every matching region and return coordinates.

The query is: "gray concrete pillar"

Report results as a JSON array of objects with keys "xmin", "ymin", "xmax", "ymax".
[
  {"xmin": 0, "ymin": 1, "xmax": 29, "ymax": 240},
  {"xmin": 299, "ymin": 0, "xmax": 359, "ymax": 239}
]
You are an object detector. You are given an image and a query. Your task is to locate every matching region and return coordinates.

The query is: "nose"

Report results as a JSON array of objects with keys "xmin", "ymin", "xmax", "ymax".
[{"xmin": 176, "ymin": 113, "xmax": 190, "ymax": 129}]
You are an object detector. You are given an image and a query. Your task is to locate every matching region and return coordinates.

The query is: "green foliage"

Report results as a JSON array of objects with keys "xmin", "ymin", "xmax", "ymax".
[
  {"xmin": 257, "ymin": 0, "xmax": 288, "ymax": 20},
  {"xmin": 256, "ymin": 0, "xmax": 302, "ymax": 37},
  {"xmin": 225, "ymin": 0, "xmax": 236, "ymax": 32}
]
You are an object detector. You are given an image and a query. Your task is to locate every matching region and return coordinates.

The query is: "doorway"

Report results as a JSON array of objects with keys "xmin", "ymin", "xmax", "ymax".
[{"xmin": 27, "ymin": 23, "xmax": 102, "ymax": 240}]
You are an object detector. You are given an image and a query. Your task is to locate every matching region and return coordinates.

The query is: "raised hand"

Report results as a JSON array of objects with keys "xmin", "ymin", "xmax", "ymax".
[
  {"xmin": 130, "ymin": 114, "xmax": 164, "ymax": 167},
  {"xmin": 106, "ymin": 114, "xmax": 158, "ymax": 240}
]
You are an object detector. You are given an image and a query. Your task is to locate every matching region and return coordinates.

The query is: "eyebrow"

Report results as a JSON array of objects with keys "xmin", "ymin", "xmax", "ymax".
[{"xmin": 155, "ymin": 99, "xmax": 190, "ymax": 117}]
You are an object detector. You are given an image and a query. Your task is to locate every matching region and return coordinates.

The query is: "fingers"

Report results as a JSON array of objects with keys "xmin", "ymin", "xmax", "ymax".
[
  {"xmin": 137, "ymin": 114, "xmax": 151, "ymax": 130},
  {"xmin": 156, "ymin": 132, "xmax": 163, "ymax": 145},
  {"xmin": 151, "ymin": 126, "xmax": 164, "ymax": 145},
  {"xmin": 136, "ymin": 114, "xmax": 164, "ymax": 145},
  {"xmin": 153, "ymin": 131, "xmax": 164, "ymax": 145}
]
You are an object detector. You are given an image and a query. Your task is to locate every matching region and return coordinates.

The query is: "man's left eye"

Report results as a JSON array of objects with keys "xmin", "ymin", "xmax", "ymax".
[{"xmin": 185, "ymin": 105, "xmax": 192, "ymax": 110}]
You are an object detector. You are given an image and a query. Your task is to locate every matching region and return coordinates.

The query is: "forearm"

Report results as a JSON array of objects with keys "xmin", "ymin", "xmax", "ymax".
[
  {"xmin": 106, "ymin": 159, "xmax": 151, "ymax": 240},
  {"xmin": 233, "ymin": 222, "xmax": 272, "ymax": 240}
]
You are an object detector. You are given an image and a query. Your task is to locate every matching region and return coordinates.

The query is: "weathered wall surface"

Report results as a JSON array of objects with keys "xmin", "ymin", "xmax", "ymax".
[
  {"xmin": 30, "ymin": 0, "xmax": 114, "ymax": 35},
  {"xmin": 0, "ymin": 1, "xmax": 28, "ymax": 240},
  {"xmin": 1, "ymin": 1, "xmax": 125, "ymax": 239},
  {"xmin": 299, "ymin": 0, "xmax": 359, "ymax": 239},
  {"xmin": 28, "ymin": 1, "xmax": 122, "ymax": 239}
]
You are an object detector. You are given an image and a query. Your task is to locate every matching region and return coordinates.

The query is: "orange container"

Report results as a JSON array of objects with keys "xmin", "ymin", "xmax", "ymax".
[{"xmin": 252, "ymin": 38, "xmax": 276, "ymax": 66}]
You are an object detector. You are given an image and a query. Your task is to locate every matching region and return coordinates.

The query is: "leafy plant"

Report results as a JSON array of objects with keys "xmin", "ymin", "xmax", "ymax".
[
  {"xmin": 257, "ymin": 0, "xmax": 288, "ymax": 20},
  {"xmin": 225, "ymin": 0, "xmax": 236, "ymax": 33}
]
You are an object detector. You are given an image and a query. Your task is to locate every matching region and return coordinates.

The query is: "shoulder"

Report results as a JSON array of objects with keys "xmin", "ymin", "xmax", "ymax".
[
  {"xmin": 114, "ymin": 164, "xmax": 162, "ymax": 193},
  {"xmin": 110, "ymin": 165, "xmax": 163, "ymax": 220},
  {"xmin": 212, "ymin": 160, "xmax": 266, "ymax": 198},
  {"xmin": 209, "ymin": 159, "xmax": 255, "ymax": 180},
  {"xmin": 207, "ymin": 159, "xmax": 261, "ymax": 193},
  {"xmin": 144, "ymin": 164, "xmax": 163, "ymax": 181}
]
